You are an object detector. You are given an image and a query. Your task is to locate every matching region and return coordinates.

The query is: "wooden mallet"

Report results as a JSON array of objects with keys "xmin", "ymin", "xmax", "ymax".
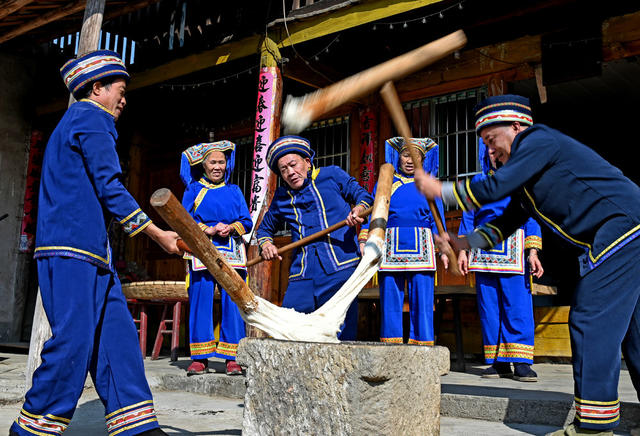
[
  {"xmin": 379, "ymin": 81, "xmax": 462, "ymax": 276},
  {"xmin": 282, "ymin": 30, "xmax": 467, "ymax": 134}
]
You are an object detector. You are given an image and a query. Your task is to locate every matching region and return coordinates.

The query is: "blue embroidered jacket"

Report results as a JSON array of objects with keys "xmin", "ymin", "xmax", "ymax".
[
  {"xmin": 182, "ymin": 178, "xmax": 253, "ymax": 269},
  {"xmin": 450, "ymin": 124, "xmax": 640, "ymax": 276},
  {"xmin": 256, "ymin": 166, "xmax": 373, "ymax": 280},
  {"xmin": 34, "ymin": 100, "xmax": 151, "ymax": 271}
]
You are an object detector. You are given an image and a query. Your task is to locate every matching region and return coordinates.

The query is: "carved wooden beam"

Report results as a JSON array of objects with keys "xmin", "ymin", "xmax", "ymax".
[
  {"xmin": 0, "ymin": 0, "xmax": 35, "ymax": 21},
  {"xmin": 0, "ymin": 0, "xmax": 161, "ymax": 45},
  {"xmin": 0, "ymin": 0, "xmax": 84, "ymax": 44}
]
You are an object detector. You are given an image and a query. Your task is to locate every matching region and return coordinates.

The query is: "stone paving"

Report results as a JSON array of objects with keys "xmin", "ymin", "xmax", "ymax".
[{"xmin": 1, "ymin": 352, "xmax": 637, "ymax": 435}]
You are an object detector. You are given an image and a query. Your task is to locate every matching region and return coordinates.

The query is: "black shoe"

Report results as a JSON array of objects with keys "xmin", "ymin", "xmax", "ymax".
[
  {"xmin": 9, "ymin": 430, "xmax": 20, "ymax": 436},
  {"xmin": 136, "ymin": 428, "xmax": 168, "ymax": 435},
  {"xmin": 513, "ymin": 363, "xmax": 537, "ymax": 382},
  {"xmin": 481, "ymin": 362, "xmax": 513, "ymax": 378}
]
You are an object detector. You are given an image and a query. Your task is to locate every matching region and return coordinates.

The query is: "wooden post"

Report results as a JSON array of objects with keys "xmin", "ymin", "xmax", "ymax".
[
  {"xmin": 26, "ymin": 0, "xmax": 106, "ymax": 393},
  {"xmin": 245, "ymin": 37, "xmax": 283, "ymax": 337}
]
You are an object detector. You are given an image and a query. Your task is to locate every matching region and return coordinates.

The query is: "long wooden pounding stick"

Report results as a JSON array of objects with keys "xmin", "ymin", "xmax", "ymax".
[
  {"xmin": 176, "ymin": 207, "xmax": 373, "ymax": 266},
  {"xmin": 151, "ymin": 189, "xmax": 259, "ymax": 313},
  {"xmin": 282, "ymin": 30, "xmax": 467, "ymax": 134},
  {"xmin": 379, "ymin": 81, "xmax": 462, "ymax": 276},
  {"xmin": 246, "ymin": 206, "xmax": 373, "ymax": 267}
]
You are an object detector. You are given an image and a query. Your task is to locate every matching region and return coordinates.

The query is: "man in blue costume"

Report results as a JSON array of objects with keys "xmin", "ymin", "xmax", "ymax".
[
  {"xmin": 359, "ymin": 137, "xmax": 448, "ymax": 346},
  {"xmin": 10, "ymin": 50, "xmax": 179, "ymax": 436},
  {"xmin": 180, "ymin": 140, "xmax": 252, "ymax": 376},
  {"xmin": 414, "ymin": 94, "xmax": 640, "ymax": 436},
  {"xmin": 457, "ymin": 139, "xmax": 543, "ymax": 382},
  {"xmin": 256, "ymin": 136, "xmax": 373, "ymax": 340}
]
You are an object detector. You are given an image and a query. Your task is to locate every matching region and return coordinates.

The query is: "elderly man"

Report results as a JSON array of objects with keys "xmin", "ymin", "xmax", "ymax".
[
  {"xmin": 256, "ymin": 135, "xmax": 373, "ymax": 340},
  {"xmin": 415, "ymin": 94, "xmax": 640, "ymax": 436},
  {"xmin": 10, "ymin": 50, "xmax": 179, "ymax": 436}
]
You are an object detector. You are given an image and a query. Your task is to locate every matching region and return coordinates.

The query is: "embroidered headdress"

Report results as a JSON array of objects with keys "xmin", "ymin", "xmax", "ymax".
[
  {"xmin": 266, "ymin": 135, "xmax": 315, "ymax": 173},
  {"xmin": 180, "ymin": 141, "xmax": 236, "ymax": 186},
  {"xmin": 474, "ymin": 94, "xmax": 533, "ymax": 134},
  {"xmin": 384, "ymin": 137, "xmax": 439, "ymax": 176},
  {"xmin": 60, "ymin": 50, "xmax": 129, "ymax": 99}
]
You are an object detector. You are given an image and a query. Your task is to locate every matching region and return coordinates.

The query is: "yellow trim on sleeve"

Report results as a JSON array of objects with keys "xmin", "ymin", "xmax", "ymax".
[
  {"xmin": 477, "ymin": 231, "xmax": 494, "ymax": 247},
  {"xmin": 452, "ymin": 184, "xmax": 468, "ymax": 212},
  {"xmin": 484, "ymin": 223, "xmax": 504, "ymax": 242},
  {"xmin": 465, "ymin": 178, "xmax": 482, "ymax": 208},
  {"xmin": 197, "ymin": 222, "xmax": 209, "ymax": 231},
  {"xmin": 119, "ymin": 208, "xmax": 142, "ymax": 224},
  {"xmin": 258, "ymin": 237, "xmax": 273, "ymax": 248},
  {"xmin": 231, "ymin": 221, "xmax": 246, "ymax": 236},
  {"xmin": 525, "ymin": 235, "xmax": 542, "ymax": 250},
  {"xmin": 128, "ymin": 220, "xmax": 151, "ymax": 238}
]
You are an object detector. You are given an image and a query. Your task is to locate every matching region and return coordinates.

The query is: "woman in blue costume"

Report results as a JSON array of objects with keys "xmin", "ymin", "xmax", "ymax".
[
  {"xmin": 359, "ymin": 137, "xmax": 448, "ymax": 346},
  {"xmin": 457, "ymin": 140, "xmax": 544, "ymax": 381},
  {"xmin": 180, "ymin": 141, "xmax": 252, "ymax": 376}
]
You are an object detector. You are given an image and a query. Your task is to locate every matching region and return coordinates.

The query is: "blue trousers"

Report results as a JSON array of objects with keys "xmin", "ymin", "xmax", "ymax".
[
  {"xmin": 475, "ymin": 272, "xmax": 534, "ymax": 364},
  {"xmin": 282, "ymin": 266, "xmax": 358, "ymax": 341},
  {"xmin": 569, "ymin": 237, "xmax": 640, "ymax": 430},
  {"xmin": 12, "ymin": 257, "xmax": 158, "ymax": 436},
  {"xmin": 188, "ymin": 269, "xmax": 246, "ymax": 360},
  {"xmin": 379, "ymin": 271, "xmax": 435, "ymax": 345}
]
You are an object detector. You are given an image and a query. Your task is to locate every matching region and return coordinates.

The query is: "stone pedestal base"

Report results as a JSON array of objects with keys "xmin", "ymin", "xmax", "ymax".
[{"xmin": 237, "ymin": 338, "xmax": 450, "ymax": 435}]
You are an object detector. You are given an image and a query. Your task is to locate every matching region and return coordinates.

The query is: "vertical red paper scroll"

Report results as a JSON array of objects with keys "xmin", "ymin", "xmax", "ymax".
[
  {"xmin": 19, "ymin": 131, "xmax": 45, "ymax": 252},
  {"xmin": 358, "ymin": 108, "xmax": 377, "ymax": 193},
  {"xmin": 246, "ymin": 67, "xmax": 282, "ymax": 240}
]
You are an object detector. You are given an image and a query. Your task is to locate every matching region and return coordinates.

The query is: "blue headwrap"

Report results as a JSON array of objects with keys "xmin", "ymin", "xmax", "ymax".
[
  {"xmin": 180, "ymin": 141, "xmax": 236, "ymax": 186},
  {"xmin": 266, "ymin": 135, "xmax": 315, "ymax": 173},
  {"xmin": 384, "ymin": 137, "xmax": 439, "ymax": 176},
  {"xmin": 60, "ymin": 49, "xmax": 130, "ymax": 99}
]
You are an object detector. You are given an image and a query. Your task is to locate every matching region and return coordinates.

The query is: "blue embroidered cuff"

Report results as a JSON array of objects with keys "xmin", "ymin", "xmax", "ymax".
[
  {"xmin": 121, "ymin": 209, "xmax": 151, "ymax": 237},
  {"xmin": 258, "ymin": 236, "xmax": 273, "ymax": 248}
]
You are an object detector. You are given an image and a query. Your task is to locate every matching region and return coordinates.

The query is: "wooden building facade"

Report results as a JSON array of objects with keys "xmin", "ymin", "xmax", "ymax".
[{"xmin": 2, "ymin": 0, "xmax": 640, "ymax": 359}]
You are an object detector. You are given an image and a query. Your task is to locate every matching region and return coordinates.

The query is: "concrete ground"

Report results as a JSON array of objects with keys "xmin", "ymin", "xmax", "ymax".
[
  {"xmin": 1, "ymin": 352, "xmax": 638, "ymax": 435},
  {"xmin": 0, "ymin": 387, "xmax": 566, "ymax": 435}
]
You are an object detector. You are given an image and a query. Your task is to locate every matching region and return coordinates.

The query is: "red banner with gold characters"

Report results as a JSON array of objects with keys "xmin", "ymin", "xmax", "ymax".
[
  {"xmin": 19, "ymin": 131, "xmax": 45, "ymax": 252},
  {"xmin": 358, "ymin": 108, "xmax": 377, "ymax": 192}
]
